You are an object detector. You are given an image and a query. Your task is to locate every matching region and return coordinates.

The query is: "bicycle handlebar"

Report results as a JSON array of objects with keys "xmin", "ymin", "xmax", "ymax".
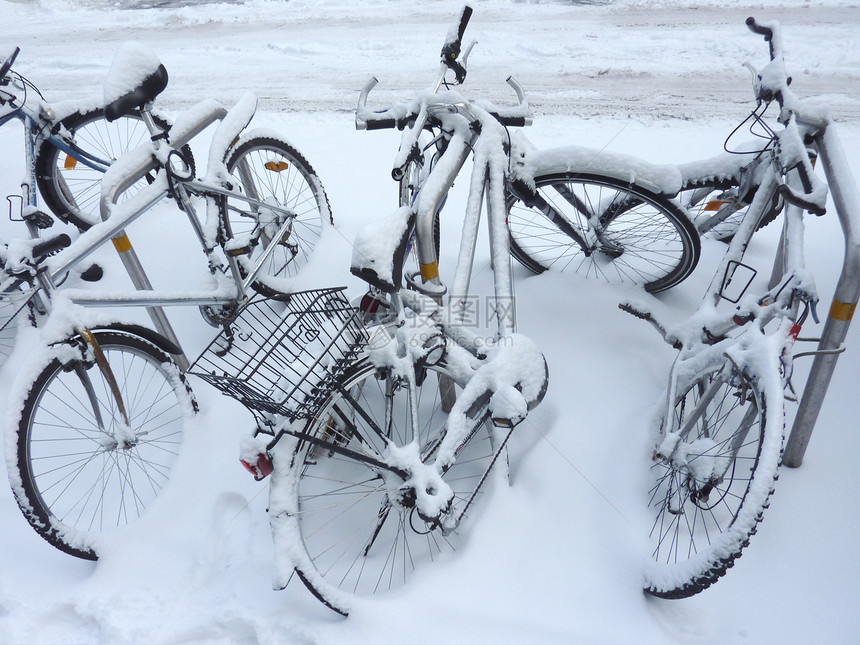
[
  {"xmin": 0, "ymin": 47, "xmax": 20, "ymax": 84},
  {"xmin": 4, "ymin": 233, "xmax": 71, "ymax": 278},
  {"xmin": 745, "ymin": 17, "xmax": 777, "ymax": 61},
  {"xmin": 745, "ymin": 17, "xmax": 829, "ymax": 214},
  {"xmin": 356, "ymin": 76, "xmax": 531, "ymax": 131}
]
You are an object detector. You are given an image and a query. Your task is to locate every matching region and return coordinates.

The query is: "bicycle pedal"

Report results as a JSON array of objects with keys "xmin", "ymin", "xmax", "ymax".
[
  {"xmin": 224, "ymin": 242, "xmax": 252, "ymax": 257},
  {"xmin": 23, "ymin": 209, "xmax": 55, "ymax": 230}
]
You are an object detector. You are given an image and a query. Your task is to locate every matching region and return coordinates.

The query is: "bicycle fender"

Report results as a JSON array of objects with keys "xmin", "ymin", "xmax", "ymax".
[
  {"xmin": 208, "ymin": 92, "xmax": 257, "ymax": 172},
  {"xmin": 84, "ymin": 323, "xmax": 183, "ymax": 356},
  {"xmin": 512, "ymin": 140, "xmax": 683, "ymax": 196}
]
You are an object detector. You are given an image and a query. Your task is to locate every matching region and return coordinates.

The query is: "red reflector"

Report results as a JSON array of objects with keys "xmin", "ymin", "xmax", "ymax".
[
  {"xmin": 360, "ymin": 293, "xmax": 381, "ymax": 315},
  {"xmin": 240, "ymin": 453, "xmax": 273, "ymax": 480}
]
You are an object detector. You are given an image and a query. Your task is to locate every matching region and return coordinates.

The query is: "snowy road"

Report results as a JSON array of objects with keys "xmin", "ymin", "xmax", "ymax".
[{"xmin": 7, "ymin": 0, "xmax": 860, "ymax": 119}]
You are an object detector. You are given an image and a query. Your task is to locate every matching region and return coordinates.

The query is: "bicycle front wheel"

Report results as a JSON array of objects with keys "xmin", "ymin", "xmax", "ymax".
[
  {"xmin": 644, "ymin": 357, "xmax": 782, "ymax": 598},
  {"xmin": 276, "ymin": 358, "xmax": 497, "ymax": 615},
  {"xmin": 9, "ymin": 329, "xmax": 195, "ymax": 559},
  {"xmin": 222, "ymin": 135, "xmax": 331, "ymax": 296},
  {"xmin": 35, "ymin": 108, "xmax": 191, "ymax": 231},
  {"xmin": 507, "ymin": 173, "xmax": 700, "ymax": 293}
]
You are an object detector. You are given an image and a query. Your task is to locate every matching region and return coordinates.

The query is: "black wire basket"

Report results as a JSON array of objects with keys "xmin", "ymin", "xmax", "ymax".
[{"xmin": 189, "ymin": 288, "xmax": 367, "ymax": 420}]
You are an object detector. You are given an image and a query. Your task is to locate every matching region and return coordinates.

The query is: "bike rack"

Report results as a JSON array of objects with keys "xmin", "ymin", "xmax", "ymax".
[
  {"xmin": 96, "ymin": 101, "xmax": 229, "ymax": 373},
  {"xmin": 783, "ymin": 121, "xmax": 860, "ymax": 467}
]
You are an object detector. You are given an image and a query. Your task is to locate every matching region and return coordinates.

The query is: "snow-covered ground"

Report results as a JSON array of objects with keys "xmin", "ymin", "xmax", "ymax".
[{"xmin": 1, "ymin": 1, "xmax": 859, "ymax": 643}]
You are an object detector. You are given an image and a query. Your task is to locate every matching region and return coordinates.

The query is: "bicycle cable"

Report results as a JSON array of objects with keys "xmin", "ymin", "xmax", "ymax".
[{"xmin": 723, "ymin": 101, "xmax": 777, "ymax": 156}]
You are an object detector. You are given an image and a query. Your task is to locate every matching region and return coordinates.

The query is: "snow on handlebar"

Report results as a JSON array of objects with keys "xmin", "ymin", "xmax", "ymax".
[
  {"xmin": 355, "ymin": 76, "xmax": 532, "ymax": 132},
  {"xmin": 0, "ymin": 46, "xmax": 20, "ymax": 83},
  {"xmin": 744, "ymin": 17, "xmax": 829, "ymax": 214}
]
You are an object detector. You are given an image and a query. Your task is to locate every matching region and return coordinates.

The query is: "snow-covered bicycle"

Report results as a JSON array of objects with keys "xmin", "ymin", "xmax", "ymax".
[
  {"xmin": 0, "ymin": 42, "xmax": 330, "ymax": 368},
  {"xmin": 0, "ymin": 45, "xmax": 192, "ymax": 233},
  {"xmin": 622, "ymin": 17, "xmax": 860, "ymax": 598},
  {"xmin": 4, "ymin": 42, "xmax": 330, "ymax": 560},
  {"xmin": 0, "ymin": 44, "xmax": 200, "ymax": 364},
  {"xmin": 502, "ymin": 41, "xmax": 815, "ymax": 291},
  {"xmin": 189, "ymin": 6, "xmax": 548, "ymax": 616},
  {"xmin": 505, "ymin": 126, "xmax": 792, "ymax": 291}
]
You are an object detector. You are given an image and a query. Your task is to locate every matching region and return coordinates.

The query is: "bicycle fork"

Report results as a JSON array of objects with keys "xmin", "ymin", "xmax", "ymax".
[
  {"xmin": 74, "ymin": 329, "xmax": 133, "ymax": 447},
  {"xmin": 656, "ymin": 357, "xmax": 759, "ymax": 514}
]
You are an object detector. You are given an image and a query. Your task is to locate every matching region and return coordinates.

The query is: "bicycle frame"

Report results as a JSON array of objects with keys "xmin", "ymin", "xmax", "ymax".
[{"xmin": 13, "ymin": 93, "xmax": 303, "ymax": 373}]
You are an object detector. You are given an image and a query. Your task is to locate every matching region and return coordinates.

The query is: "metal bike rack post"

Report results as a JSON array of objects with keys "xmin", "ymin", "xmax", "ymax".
[
  {"xmin": 784, "ymin": 123, "xmax": 860, "ymax": 467},
  {"xmin": 95, "ymin": 104, "xmax": 228, "ymax": 373}
]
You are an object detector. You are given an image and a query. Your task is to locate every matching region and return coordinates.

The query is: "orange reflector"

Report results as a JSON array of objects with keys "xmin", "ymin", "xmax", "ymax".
[
  {"xmin": 226, "ymin": 245, "xmax": 251, "ymax": 257},
  {"xmin": 704, "ymin": 200, "xmax": 731, "ymax": 211},
  {"xmin": 829, "ymin": 299, "xmax": 857, "ymax": 322},
  {"xmin": 111, "ymin": 234, "xmax": 133, "ymax": 253},
  {"xmin": 419, "ymin": 262, "xmax": 439, "ymax": 281},
  {"xmin": 64, "ymin": 155, "xmax": 78, "ymax": 170},
  {"xmin": 264, "ymin": 161, "xmax": 290, "ymax": 172}
]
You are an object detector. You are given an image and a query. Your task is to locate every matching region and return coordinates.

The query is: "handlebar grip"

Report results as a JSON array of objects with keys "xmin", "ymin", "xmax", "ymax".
[
  {"xmin": 745, "ymin": 17, "xmax": 772, "ymax": 40},
  {"xmin": 440, "ymin": 5, "xmax": 473, "ymax": 78},
  {"xmin": 0, "ymin": 46, "xmax": 20, "ymax": 82},
  {"xmin": 778, "ymin": 159, "xmax": 827, "ymax": 215},
  {"xmin": 493, "ymin": 115, "xmax": 528, "ymax": 127},
  {"xmin": 778, "ymin": 183, "xmax": 826, "ymax": 216},
  {"xmin": 746, "ymin": 16, "xmax": 776, "ymax": 60},
  {"xmin": 31, "ymin": 234, "xmax": 71, "ymax": 261},
  {"xmin": 456, "ymin": 6, "xmax": 473, "ymax": 44},
  {"xmin": 365, "ymin": 118, "xmax": 398, "ymax": 131}
]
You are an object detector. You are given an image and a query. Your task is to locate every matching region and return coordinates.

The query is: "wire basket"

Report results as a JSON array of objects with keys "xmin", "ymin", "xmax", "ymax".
[{"xmin": 189, "ymin": 288, "xmax": 368, "ymax": 420}]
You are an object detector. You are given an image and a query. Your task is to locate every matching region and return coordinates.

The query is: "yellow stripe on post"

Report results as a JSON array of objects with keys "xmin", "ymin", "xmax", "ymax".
[
  {"xmin": 829, "ymin": 299, "xmax": 857, "ymax": 321},
  {"xmin": 112, "ymin": 234, "xmax": 133, "ymax": 253},
  {"xmin": 419, "ymin": 262, "xmax": 439, "ymax": 281}
]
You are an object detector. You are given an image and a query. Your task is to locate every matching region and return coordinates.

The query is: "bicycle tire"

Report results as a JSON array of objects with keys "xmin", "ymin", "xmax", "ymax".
[
  {"xmin": 274, "ymin": 358, "xmax": 498, "ymax": 615},
  {"xmin": 9, "ymin": 329, "xmax": 195, "ymax": 559},
  {"xmin": 643, "ymin": 356, "xmax": 783, "ymax": 598},
  {"xmin": 35, "ymin": 108, "xmax": 194, "ymax": 231},
  {"xmin": 506, "ymin": 172, "xmax": 700, "ymax": 293},
  {"xmin": 221, "ymin": 135, "xmax": 331, "ymax": 297}
]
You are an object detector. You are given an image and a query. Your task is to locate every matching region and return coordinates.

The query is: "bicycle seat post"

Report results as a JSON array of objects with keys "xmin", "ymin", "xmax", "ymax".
[{"xmin": 139, "ymin": 100, "xmax": 169, "ymax": 144}]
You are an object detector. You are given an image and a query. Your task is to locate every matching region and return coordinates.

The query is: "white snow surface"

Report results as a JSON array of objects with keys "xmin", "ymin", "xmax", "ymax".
[{"xmin": 1, "ymin": 0, "xmax": 860, "ymax": 643}]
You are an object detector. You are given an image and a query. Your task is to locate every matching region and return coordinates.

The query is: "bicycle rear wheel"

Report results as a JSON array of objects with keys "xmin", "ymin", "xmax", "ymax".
[
  {"xmin": 9, "ymin": 329, "xmax": 195, "ymax": 559},
  {"xmin": 35, "ymin": 108, "xmax": 193, "ymax": 231},
  {"xmin": 507, "ymin": 172, "xmax": 700, "ymax": 293},
  {"xmin": 272, "ymin": 358, "xmax": 498, "ymax": 615},
  {"xmin": 222, "ymin": 135, "xmax": 331, "ymax": 296},
  {"xmin": 644, "ymin": 356, "xmax": 782, "ymax": 598}
]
